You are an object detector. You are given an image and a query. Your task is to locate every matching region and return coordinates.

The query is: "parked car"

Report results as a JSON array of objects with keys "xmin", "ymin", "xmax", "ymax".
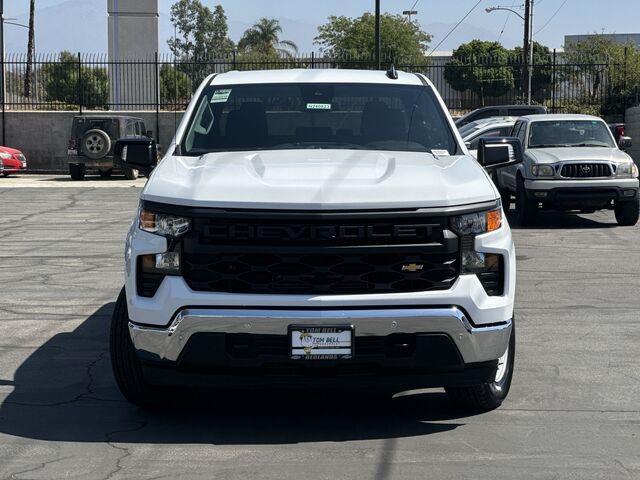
[
  {"xmin": 110, "ymin": 68, "xmax": 522, "ymax": 412},
  {"xmin": 456, "ymin": 105, "xmax": 547, "ymax": 128},
  {"xmin": 495, "ymin": 114, "xmax": 639, "ymax": 226},
  {"xmin": 67, "ymin": 115, "xmax": 152, "ymax": 181},
  {"xmin": 461, "ymin": 117, "xmax": 518, "ymax": 158},
  {"xmin": 0, "ymin": 146, "xmax": 28, "ymax": 176}
]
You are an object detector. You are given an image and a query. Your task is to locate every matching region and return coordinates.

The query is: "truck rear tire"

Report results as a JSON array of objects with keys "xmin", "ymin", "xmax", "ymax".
[
  {"xmin": 110, "ymin": 288, "xmax": 163, "ymax": 408},
  {"xmin": 445, "ymin": 319, "xmax": 515, "ymax": 412},
  {"xmin": 69, "ymin": 163, "xmax": 85, "ymax": 181},
  {"xmin": 614, "ymin": 197, "xmax": 640, "ymax": 226}
]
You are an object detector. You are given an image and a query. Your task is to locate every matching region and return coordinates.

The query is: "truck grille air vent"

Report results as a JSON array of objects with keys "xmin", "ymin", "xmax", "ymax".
[
  {"xmin": 561, "ymin": 163, "xmax": 611, "ymax": 178},
  {"xmin": 181, "ymin": 212, "xmax": 461, "ymax": 295}
]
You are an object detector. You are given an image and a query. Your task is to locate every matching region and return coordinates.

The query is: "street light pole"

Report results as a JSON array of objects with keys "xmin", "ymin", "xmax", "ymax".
[
  {"xmin": 0, "ymin": 0, "xmax": 5, "ymax": 146},
  {"xmin": 527, "ymin": 0, "xmax": 534, "ymax": 105},
  {"xmin": 375, "ymin": 0, "xmax": 381, "ymax": 70},
  {"xmin": 523, "ymin": 0, "xmax": 531, "ymax": 104}
]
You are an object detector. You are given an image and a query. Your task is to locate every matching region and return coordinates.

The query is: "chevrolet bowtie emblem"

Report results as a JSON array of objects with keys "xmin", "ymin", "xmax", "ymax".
[{"xmin": 402, "ymin": 264, "xmax": 424, "ymax": 272}]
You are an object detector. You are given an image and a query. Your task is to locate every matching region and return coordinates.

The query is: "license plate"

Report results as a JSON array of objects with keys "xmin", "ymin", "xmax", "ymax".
[
  {"xmin": 67, "ymin": 149, "xmax": 78, "ymax": 156},
  {"xmin": 289, "ymin": 326, "xmax": 353, "ymax": 360}
]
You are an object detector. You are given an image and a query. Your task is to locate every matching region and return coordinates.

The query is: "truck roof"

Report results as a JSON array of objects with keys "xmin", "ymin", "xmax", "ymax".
[
  {"xmin": 210, "ymin": 68, "xmax": 426, "ymax": 87},
  {"xmin": 522, "ymin": 113, "xmax": 604, "ymax": 122}
]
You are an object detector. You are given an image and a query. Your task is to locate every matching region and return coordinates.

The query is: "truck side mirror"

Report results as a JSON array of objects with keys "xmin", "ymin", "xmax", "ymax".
[
  {"xmin": 477, "ymin": 137, "xmax": 523, "ymax": 170},
  {"xmin": 146, "ymin": 130, "xmax": 154, "ymax": 139},
  {"xmin": 114, "ymin": 138, "xmax": 158, "ymax": 176},
  {"xmin": 618, "ymin": 136, "xmax": 632, "ymax": 151}
]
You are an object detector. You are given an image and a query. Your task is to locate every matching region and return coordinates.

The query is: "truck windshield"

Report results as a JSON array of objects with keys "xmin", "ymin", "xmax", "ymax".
[
  {"xmin": 528, "ymin": 120, "xmax": 615, "ymax": 148},
  {"xmin": 181, "ymin": 83, "xmax": 458, "ymax": 155}
]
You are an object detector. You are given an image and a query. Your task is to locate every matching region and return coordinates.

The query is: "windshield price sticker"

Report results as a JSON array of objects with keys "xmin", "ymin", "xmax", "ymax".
[
  {"xmin": 211, "ymin": 89, "xmax": 232, "ymax": 103},
  {"xmin": 306, "ymin": 103, "xmax": 332, "ymax": 110},
  {"xmin": 431, "ymin": 149, "xmax": 450, "ymax": 156}
]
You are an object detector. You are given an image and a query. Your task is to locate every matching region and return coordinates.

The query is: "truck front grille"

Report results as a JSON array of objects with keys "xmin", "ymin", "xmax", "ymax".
[
  {"xmin": 561, "ymin": 163, "xmax": 611, "ymax": 178},
  {"xmin": 181, "ymin": 211, "xmax": 460, "ymax": 295}
]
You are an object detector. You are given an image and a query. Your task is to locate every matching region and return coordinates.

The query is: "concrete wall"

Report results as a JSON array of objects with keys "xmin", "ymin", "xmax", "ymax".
[
  {"xmin": 625, "ymin": 106, "xmax": 640, "ymax": 166},
  {"xmin": 0, "ymin": 111, "xmax": 184, "ymax": 172}
]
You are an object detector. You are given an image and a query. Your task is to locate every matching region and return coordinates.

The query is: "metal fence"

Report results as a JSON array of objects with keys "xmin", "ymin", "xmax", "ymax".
[{"xmin": 0, "ymin": 51, "xmax": 637, "ymax": 117}]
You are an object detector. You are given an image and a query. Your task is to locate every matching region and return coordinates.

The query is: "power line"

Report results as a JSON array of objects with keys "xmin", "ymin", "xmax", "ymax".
[
  {"xmin": 410, "ymin": 0, "xmax": 420, "ymax": 11},
  {"xmin": 498, "ymin": 12, "xmax": 510, "ymax": 42},
  {"xmin": 535, "ymin": 0, "xmax": 568, "ymax": 35},
  {"xmin": 427, "ymin": 0, "xmax": 484, "ymax": 56}
]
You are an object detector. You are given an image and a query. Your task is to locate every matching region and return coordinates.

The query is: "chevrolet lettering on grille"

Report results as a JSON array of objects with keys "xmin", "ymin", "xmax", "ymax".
[{"xmin": 203, "ymin": 224, "xmax": 438, "ymax": 242}]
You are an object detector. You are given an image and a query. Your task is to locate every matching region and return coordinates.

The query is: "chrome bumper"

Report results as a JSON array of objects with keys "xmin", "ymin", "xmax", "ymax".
[{"xmin": 129, "ymin": 307, "xmax": 512, "ymax": 364}]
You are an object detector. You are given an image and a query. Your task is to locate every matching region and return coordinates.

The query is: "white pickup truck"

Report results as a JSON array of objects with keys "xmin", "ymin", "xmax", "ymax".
[{"xmin": 110, "ymin": 69, "xmax": 523, "ymax": 411}]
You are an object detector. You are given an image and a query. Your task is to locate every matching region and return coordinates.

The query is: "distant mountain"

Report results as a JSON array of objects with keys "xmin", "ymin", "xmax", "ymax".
[{"xmin": 4, "ymin": 1, "xmax": 517, "ymax": 55}]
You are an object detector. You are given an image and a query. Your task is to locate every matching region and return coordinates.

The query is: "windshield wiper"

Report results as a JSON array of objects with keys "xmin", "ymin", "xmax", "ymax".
[
  {"xmin": 530, "ymin": 144, "xmax": 567, "ymax": 148},
  {"xmin": 269, "ymin": 142, "xmax": 366, "ymax": 150},
  {"xmin": 570, "ymin": 143, "xmax": 610, "ymax": 148}
]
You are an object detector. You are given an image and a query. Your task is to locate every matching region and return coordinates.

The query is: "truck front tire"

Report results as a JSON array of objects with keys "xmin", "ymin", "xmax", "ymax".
[
  {"xmin": 614, "ymin": 197, "xmax": 640, "ymax": 226},
  {"xmin": 110, "ymin": 288, "xmax": 161, "ymax": 408},
  {"xmin": 445, "ymin": 319, "xmax": 515, "ymax": 412},
  {"xmin": 124, "ymin": 167, "xmax": 139, "ymax": 180},
  {"xmin": 515, "ymin": 176, "xmax": 537, "ymax": 226},
  {"xmin": 69, "ymin": 163, "xmax": 85, "ymax": 181}
]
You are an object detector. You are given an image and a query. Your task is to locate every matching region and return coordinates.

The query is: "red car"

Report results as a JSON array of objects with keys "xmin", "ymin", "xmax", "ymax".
[{"xmin": 0, "ymin": 146, "xmax": 28, "ymax": 176}]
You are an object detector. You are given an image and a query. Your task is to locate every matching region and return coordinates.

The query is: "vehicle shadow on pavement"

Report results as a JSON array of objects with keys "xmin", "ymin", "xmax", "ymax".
[
  {"xmin": 0, "ymin": 303, "xmax": 476, "ymax": 445},
  {"xmin": 507, "ymin": 210, "xmax": 618, "ymax": 229}
]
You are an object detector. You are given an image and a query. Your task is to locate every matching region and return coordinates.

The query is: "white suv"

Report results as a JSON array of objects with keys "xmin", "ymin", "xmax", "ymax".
[{"xmin": 110, "ymin": 69, "xmax": 522, "ymax": 411}]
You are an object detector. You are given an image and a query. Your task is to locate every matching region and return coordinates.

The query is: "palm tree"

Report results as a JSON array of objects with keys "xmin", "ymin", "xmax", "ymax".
[
  {"xmin": 24, "ymin": 0, "xmax": 36, "ymax": 98},
  {"xmin": 238, "ymin": 18, "xmax": 298, "ymax": 58}
]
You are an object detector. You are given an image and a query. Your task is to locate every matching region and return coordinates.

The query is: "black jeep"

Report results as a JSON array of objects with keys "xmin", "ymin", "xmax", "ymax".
[{"xmin": 67, "ymin": 115, "xmax": 152, "ymax": 180}]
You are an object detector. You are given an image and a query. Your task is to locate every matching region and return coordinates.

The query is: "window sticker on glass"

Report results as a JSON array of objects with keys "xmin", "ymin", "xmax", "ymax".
[
  {"xmin": 431, "ymin": 149, "xmax": 450, "ymax": 156},
  {"xmin": 211, "ymin": 89, "xmax": 232, "ymax": 103},
  {"xmin": 306, "ymin": 103, "xmax": 332, "ymax": 110}
]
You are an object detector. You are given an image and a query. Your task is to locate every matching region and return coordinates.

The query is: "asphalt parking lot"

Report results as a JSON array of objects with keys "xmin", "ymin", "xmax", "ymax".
[{"xmin": 0, "ymin": 175, "xmax": 639, "ymax": 479}]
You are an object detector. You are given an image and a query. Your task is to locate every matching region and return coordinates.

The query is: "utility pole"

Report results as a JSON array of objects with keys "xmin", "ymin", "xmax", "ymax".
[
  {"xmin": 375, "ymin": 0, "xmax": 381, "ymax": 70},
  {"xmin": 0, "ymin": 0, "xmax": 5, "ymax": 145},
  {"xmin": 522, "ymin": 0, "xmax": 531, "ymax": 104},
  {"xmin": 527, "ymin": 0, "xmax": 534, "ymax": 105}
]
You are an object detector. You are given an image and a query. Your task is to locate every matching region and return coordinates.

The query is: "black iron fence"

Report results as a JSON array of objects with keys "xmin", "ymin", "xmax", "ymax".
[{"xmin": 1, "ymin": 51, "xmax": 638, "ymax": 117}]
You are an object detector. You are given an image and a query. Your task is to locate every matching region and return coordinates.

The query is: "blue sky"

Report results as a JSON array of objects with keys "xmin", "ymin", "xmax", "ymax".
[{"xmin": 4, "ymin": 0, "xmax": 640, "ymax": 53}]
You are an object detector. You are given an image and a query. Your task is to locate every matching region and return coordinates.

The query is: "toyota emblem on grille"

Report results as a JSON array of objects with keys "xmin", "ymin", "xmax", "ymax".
[
  {"xmin": 581, "ymin": 165, "xmax": 592, "ymax": 174},
  {"xmin": 401, "ymin": 264, "xmax": 424, "ymax": 272}
]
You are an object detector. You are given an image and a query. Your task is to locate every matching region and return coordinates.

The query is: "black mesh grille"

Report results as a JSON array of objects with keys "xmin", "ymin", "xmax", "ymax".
[
  {"xmin": 561, "ymin": 163, "xmax": 611, "ymax": 178},
  {"xmin": 182, "ymin": 212, "xmax": 459, "ymax": 295}
]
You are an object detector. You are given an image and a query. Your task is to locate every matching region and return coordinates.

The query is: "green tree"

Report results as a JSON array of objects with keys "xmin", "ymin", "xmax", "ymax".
[
  {"xmin": 315, "ymin": 13, "xmax": 431, "ymax": 62},
  {"xmin": 444, "ymin": 40, "xmax": 514, "ymax": 106},
  {"xmin": 563, "ymin": 35, "xmax": 640, "ymax": 114},
  {"xmin": 159, "ymin": 64, "xmax": 192, "ymax": 108},
  {"xmin": 238, "ymin": 18, "xmax": 298, "ymax": 58},
  {"xmin": 168, "ymin": 1, "xmax": 234, "ymax": 59},
  {"xmin": 512, "ymin": 42, "xmax": 553, "ymax": 101},
  {"xmin": 42, "ymin": 51, "xmax": 108, "ymax": 110}
]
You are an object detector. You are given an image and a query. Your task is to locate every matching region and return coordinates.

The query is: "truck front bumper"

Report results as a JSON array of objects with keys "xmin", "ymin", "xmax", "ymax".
[
  {"xmin": 129, "ymin": 307, "xmax": 511, "ymax": 388},
  {"xmin": 524, "ymin": 178, "xmax": 639, "ymax": 208}
]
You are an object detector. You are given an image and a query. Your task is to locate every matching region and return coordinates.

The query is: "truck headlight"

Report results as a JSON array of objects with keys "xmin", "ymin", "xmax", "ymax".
[
  {"xmin": 616, "ymin": 162, "xmax": 639, "ymax": 178},
  {"xmin": 531, "ymin": 164, "xmax": 555, "ymax": 177},
  {"xmin": 139, "ymin": 208, "xmax": 191, "ymax": 238},
  {"xmin": 451, "ymin": 208, "xmax": 502, "ymax": 235},
  {"xmin": 451, "ymin": 208, "xmax": 504, "ymax": 296}
]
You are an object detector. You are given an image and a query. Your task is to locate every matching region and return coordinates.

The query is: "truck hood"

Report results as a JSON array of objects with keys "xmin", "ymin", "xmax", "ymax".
[
  {"xmin": 141, "ymin": 149, "xmax": 497, "ymax": 210},
  {"xmin": 528, "ymin": 147, "xmax": 631, "ymax": 164}
]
